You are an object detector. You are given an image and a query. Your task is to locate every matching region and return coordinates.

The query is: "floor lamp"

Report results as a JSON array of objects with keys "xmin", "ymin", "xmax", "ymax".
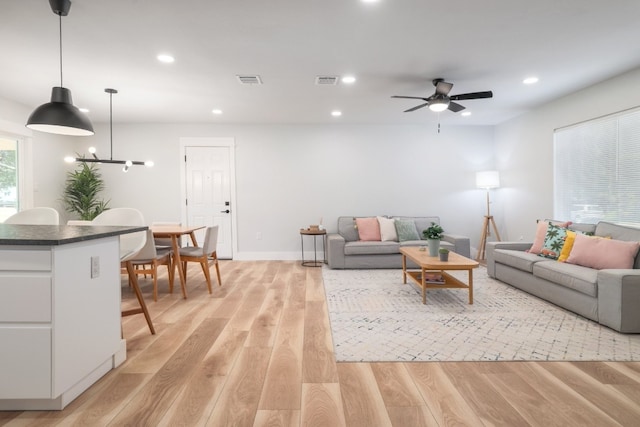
[{"xmin": 476, "ymin": 171, "xmax": 501, "ymax": 261}]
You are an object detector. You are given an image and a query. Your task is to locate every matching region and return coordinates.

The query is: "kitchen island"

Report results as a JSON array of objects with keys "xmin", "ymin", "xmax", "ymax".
[{"xmin": 0, "ymin": 224, "xmax": 146, "ymax": 410}]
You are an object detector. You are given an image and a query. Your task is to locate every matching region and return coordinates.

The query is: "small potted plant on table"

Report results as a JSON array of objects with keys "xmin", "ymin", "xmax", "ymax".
[
  {"xmin": 422, "ymin": 222, "xmax": 444, "ymax": 257},
  {"xmin": 439, "ymin": 248, "xmax": 450, "ymax": 261}
]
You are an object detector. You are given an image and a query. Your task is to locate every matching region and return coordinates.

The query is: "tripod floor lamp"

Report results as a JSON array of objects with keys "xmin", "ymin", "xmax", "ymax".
[{"xmin": 476, "ymin": 171, "xmax": 501, "ymax": 260}]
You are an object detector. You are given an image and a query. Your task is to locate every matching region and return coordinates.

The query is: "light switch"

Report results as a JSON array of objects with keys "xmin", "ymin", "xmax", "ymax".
[{"xmin": 91, "ymin": 256, "xmax": 100, "ymax": 278}]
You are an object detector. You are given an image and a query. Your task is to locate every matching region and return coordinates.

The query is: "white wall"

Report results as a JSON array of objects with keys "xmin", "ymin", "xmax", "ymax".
[
  {"xmin": 6, "ymin": 65, "xmax": 640, "ymax": 259},
  {"xmin": 39, "ymin": 122, "xmax": 495, "ymax": 259},
  {"xmin": 0, "ymin": 98, "xmax": 78, "ymax": 212},
  {"xmin": 495, "ymin": 66, "xmax": 640, "ymax": 242}
]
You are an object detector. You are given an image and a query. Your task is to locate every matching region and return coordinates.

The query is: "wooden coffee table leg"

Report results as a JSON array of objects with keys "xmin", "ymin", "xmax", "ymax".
[
  {"xmin": 402, "ymin": 254, "xmax": 407, "ymax": 284},
  {"xmin": 468, "ymin": 269, "xmax": 474, "ymax": 304},
  {"xmin": 422, "ymin": 267, "xmax": 426, "ymax": 305}
]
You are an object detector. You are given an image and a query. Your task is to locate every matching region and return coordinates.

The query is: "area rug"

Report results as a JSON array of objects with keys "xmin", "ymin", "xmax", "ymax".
[{"xmin": 322, "ymin": 267, "xmax": 640, "ymax": 362}]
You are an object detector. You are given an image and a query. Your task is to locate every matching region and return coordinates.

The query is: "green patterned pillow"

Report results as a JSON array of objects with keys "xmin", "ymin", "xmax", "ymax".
[
  {"xmin": 394, "ymin": 218, "xmax": 419, "ymax": 242},
  {"xmin": 540, "ymin": 223, "xmax": 569, "ymax": 259}
]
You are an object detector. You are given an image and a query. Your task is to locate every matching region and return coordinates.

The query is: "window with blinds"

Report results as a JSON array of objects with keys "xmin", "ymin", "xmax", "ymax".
[{"xmin": 554, "ymin": 108, "xmax": 640, "ymax": 226}]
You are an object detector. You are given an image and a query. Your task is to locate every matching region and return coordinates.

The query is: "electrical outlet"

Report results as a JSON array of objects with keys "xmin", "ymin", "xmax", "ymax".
[
  {"xmin": 256, "ymin": 232, "xmax": 262, "ymax": 240},
  {"xmin": 91, "ymin": 256, "xmax": 100, "ymax": 278},
  {"xmin": 519, "ymin": 235, "xmax": 524, "ymax": 241}
]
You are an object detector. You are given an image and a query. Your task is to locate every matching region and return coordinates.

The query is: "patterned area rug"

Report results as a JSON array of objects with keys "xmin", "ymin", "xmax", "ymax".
[{"xmin": 322, "ymin": 267, "xmax": 640, "ymax": 362}]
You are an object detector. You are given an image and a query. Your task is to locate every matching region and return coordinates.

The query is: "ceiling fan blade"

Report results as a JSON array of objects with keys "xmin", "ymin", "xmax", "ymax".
[
  {"xmin": 392, "ymin": 95, "xmax": 429, "ymax": 101},
  {"xmin": 448, "ymin": 102, "xmax": 465, "ymax": 113},
  {"xmin": 450, "ymin": 91, "xmax": 493, "ymax": 101},
  {"xmin": 404, "ymin": 102, "xmax": 429, "ymax": 113},
  {"xmin": 435, "ymin": 81, "xmax": 453, "ymax": 95}
]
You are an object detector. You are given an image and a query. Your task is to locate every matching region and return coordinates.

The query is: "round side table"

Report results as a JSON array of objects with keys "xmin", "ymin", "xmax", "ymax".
[{"xmin": 300, "ymin": 228, "xmax": 327, "ymax": 267}]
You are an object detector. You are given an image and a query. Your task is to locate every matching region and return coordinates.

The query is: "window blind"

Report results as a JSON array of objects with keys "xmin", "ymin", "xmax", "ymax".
[{"xmin": 554, "ymin": 108, "xmax": 640, "ymax": 226}]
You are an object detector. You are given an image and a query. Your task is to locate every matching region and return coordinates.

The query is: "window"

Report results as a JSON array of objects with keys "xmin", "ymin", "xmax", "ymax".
[
  {"xmin": 554, "ymin": 108, "xmax": 640, "ymax": 226},
  {"xmin": 0, "ymin": 136, "xmax": 19, "ymax": 222}
]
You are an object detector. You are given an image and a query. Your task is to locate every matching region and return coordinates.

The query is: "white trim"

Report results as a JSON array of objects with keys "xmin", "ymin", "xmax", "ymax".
[
  {"xmin": 179, "ymin": 137, "xmax": 237, "ymax": 258},
  {"xmin": 233, "ymin": 251, "xmax": 302, "ymax": 261},
  {"xmin": 0, "ymin": 130, "xmax": 33, "ymax": 210}
]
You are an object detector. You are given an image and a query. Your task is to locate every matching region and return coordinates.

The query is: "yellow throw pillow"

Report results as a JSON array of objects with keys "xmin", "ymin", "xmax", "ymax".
[{"xmin": 557, "ymin": 230, "xmax": 576, "ymax": 262}]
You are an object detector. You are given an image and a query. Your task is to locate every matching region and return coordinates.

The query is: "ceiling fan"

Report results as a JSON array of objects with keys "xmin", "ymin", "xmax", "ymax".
[{"xmin": 392, "ymin": 78, "xmax": 493, "ymax": 113}]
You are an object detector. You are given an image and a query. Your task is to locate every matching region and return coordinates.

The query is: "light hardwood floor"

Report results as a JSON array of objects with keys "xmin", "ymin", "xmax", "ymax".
[{"xmin": 2, "ymin": 261, "xmax": 640, "ymax": 426}]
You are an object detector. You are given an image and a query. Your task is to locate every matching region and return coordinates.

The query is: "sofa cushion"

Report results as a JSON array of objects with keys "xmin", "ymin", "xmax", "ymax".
[
  {"xmin": 494, "ymin": 249, "xmax": 544, "ymax": 273},
  {"xmin": 337, "ymin": 217, "xmax": 359, "ymax": 242},
  {"xmin": 532, "ymin": 261, "xmax": 598, "ymax": 297},
  {"xmin": 557, "ymin": 230, "xmax": 577, "ymax": 262},
  {"xmin": 540, "ymin": 223, "xmax": 569, "ymax": 259},
  {"xmin": 594, "ymin": 221, "xmax": 640, "ymax": 268},
  {"xmin": 528, "ymin": 220, "xmax": 571, "ymax": 254},
  {"xmin": 344, "ymin": 241, "xmax": 400, "ymax": 255},
  {"xmin": 355, "ymin": 217, "xmax": 381, "ymax": 241},
  {"xmin": 566, "ymin": 233, "xmax": 640, "ymax": 270},
  {"xmin": 394, "ymin": 218, "xmax": 420, "ymax": 242},
  {"xmin": 411, "ymin": 217, "xmax": 441, "ymax": 238},
  {"xmin": 400, "ymin": 240, "xmax": 454, "ymax": 251},
  {"xmin": 377, "ymin": 216, "xmax": 398, "ymax": 242}
]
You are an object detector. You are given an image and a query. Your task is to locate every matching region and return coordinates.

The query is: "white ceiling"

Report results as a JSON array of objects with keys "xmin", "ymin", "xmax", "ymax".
[{"xmin": 2, "ymin": 0, "xmax": 640, "ymax": 127}]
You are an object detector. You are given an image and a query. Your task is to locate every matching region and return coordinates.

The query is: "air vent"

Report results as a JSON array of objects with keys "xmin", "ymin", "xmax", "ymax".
[
  {"xmin": 315, "ymin": 76, "xmax": 339, "ymax": 85},
  {"xmin": 236, "ymin": 75, "xmax": 263, "ymax": 85}
]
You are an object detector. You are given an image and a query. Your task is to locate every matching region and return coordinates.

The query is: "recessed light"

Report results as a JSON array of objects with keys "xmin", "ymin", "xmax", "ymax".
[
  {"xmin": 341, "ymin": 75, "xmax": 356, "ymax": 84},
  {"xmin": 361, "ymin": 0, "xmax": 380, "ymax": 3},
  {"xmin": 79, "ymin": 108, "xmax": 89, "ymax": 113},
  {"xmin": 461, "ymin": 111, "xmax": 471, "ymax": 117},
  {"xmin": 212, "ymin": 109, "xmax": 223, "ymax": 115},
  {"xmin": 157, "ymin": 54, "xmax": 175, "ymax": 63},
  {"xmin": 523, "ymin": 76, "xmax": 539, "ymax": 85},
  {"xmin": 331, "ymin": 110, "xmax": 342, "ymax": 117}
]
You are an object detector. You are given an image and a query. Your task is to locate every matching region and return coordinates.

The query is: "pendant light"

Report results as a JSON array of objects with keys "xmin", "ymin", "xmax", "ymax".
[
  {"xmin": 26, "ymin": 0, "xmax": 94, "ymax": 136},
  {"xmin": 65, "ymin": 88, "xmax": 153, "ymax": 172}
]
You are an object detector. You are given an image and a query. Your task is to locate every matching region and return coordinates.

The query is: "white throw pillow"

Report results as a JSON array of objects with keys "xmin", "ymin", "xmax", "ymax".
[{"xmin": 377, "ymin": 216, "xmax": 398, "ymax": 242}]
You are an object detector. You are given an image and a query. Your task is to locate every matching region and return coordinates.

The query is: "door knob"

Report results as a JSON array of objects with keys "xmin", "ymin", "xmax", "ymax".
[{"xmin": 221, "ymin": 209, "xmax": 230, "ymax": 213}]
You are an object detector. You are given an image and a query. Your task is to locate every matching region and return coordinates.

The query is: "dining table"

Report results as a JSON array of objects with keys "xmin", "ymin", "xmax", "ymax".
[{"xmin": 150, "ymin": 224, "xmax": 205, "ymax": 298}]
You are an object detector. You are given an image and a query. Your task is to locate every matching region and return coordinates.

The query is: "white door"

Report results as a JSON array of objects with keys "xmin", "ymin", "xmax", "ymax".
[{"xmin": 184, "ymin": 145, "xmax": 233, "ymax": 259}]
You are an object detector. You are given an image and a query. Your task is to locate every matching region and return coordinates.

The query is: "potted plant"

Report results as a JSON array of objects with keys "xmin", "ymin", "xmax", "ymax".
[
  {"xmin": 62, "ymin": 161, "xmax": 110, "ymax": 220},
  {"xmin": 422, "ymin": 222, "xmax": 444, "ymax": 256},
  {"xmin": 439, "ymin": 247, "xmax": 450, "ymax": 261}
]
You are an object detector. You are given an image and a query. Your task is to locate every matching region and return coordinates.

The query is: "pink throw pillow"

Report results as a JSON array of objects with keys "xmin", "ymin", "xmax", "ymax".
[
  {"xmin": 355, "ymin": 217, "xmax": 381, "ymax": 241},
  {"xmin": 566, "ymin": 233, "xmax": 640, "ymax": 270},
  {"xmin": 528, "ymin": 220, "xmax": 571, "ymax": 254}
]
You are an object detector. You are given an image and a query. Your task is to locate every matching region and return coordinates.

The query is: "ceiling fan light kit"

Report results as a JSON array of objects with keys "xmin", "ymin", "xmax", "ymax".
[
  {"xmin": 26, "ymin": 0, "xmax": 94, "ymax": 136},
  {"xmin": 392, "ymin": 78, "xmax": 493, "ymax": 114}
]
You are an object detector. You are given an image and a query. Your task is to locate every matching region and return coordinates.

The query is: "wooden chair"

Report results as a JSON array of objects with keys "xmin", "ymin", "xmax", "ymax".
[
  {"xmin": 151, "ymin": 221, "xmax": 182, "ymax": 249},
  {"xmin": 92, "ymin": 208, "xmax": 155, "ymax": 335},
  {"xmin": 178, "ymin": 225, "xmax": 222, "ymax": 294},
  {"xmin": 4, "ymin": 207, "xmax": 59, "ymax": 225},
  {"xmin": 130, "ymin": 229, "xmax": 175, "ymax": 301}
]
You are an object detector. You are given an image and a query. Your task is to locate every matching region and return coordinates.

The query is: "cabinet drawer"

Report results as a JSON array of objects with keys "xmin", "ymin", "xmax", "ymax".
[
  {"xmin": 0, "ymin": 276, "xmax": 52, "ymax": 322},
  {"xmin": 0, "ymin": 248, "xmax": 52, "ymax": 271},
  {"xmin": 0, "ymin": 327, "xmax": 52, "ymax": 399}
]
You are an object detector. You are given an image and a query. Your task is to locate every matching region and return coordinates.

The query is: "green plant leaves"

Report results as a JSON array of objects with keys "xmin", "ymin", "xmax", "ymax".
[{"xmin": 62, "ymin": 162, "xmax": 109, "ymax": 220}]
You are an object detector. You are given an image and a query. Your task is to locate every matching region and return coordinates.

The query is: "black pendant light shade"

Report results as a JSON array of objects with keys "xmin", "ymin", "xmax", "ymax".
[
  {"xmin": 27, "ymin": 87, "xmax": 94, "ymax": 136},
  {"xmin": 26, "ymin": 0, "xmax": 94, "ymax": 136}
]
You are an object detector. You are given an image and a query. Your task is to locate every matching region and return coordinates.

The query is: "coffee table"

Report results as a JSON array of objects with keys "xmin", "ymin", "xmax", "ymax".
[{"xmin": 400, "ymin": 247, "xmax": 479, "ymax": 304}]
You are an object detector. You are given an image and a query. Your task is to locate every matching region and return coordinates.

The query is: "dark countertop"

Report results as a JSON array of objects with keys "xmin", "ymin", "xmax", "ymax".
[{"xmin": 0, "ymin": 224, "xmax": 148, "ymax": 246}]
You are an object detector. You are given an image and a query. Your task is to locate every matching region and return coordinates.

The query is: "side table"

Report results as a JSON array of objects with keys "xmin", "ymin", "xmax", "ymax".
[{"xmin": 300, "ymin": 228, "xmax": 327, "ymax": 267}]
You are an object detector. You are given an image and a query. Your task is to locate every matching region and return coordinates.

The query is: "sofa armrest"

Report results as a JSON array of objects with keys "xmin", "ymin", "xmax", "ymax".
[
  {"xmin": 327, "ymin": 233, "xmax": 346, "ymax": 269},
  {"xmin": 597, "ymin": 269, "xmax": 640, "ymax": 333},
  {"xmin": 442, "ymin": 233, "xmax": 471, "ymax": 258},
  {"xmin": 486, "ymin": 241, "xmax": 533, "ymax": 277}
]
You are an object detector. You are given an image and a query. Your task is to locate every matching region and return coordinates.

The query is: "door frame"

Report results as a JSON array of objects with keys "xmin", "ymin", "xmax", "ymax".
[{"xmin": 179, "ymin": 137, "xmax": 237, "ymax": 258}]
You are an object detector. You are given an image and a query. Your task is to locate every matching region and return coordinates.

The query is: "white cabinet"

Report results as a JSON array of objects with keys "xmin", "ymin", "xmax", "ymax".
[{"xmin": 0, "ymin": 236, "xmax": 126, "ymax": 410}]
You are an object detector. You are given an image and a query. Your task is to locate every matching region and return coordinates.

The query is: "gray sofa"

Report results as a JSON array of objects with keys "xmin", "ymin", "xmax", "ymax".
[
  {"xmin": 486, "ymin": 221, "xmax": 640, "ymax": 333},
  {"xmin": 327, "ymin": 216, "xmax": 471, "ymax": 269}
]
